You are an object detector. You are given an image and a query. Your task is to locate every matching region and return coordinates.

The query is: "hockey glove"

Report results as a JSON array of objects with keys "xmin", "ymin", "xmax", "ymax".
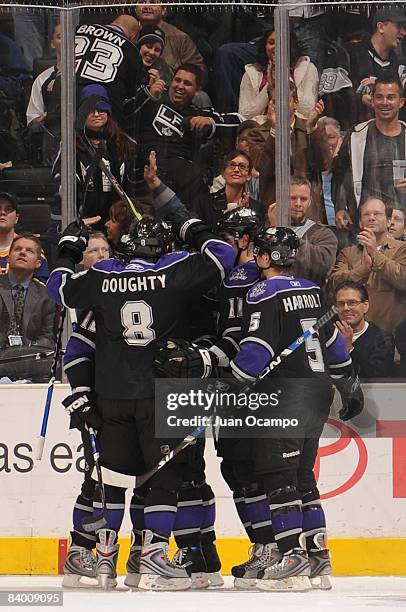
[
  {"xmin": 333, "ymin": 370, "xmax": 364, "ymax": 421},
  {"xmin": 58, "ymin": 221, "xmax": 89, "ymax": 264},
  {"xmin": 154, "ymin": 339, "xmax": 217, "ymax": 378},
  {"xmin": 62, "ymin": 392, "xmax": 102, "ymax": 431}
]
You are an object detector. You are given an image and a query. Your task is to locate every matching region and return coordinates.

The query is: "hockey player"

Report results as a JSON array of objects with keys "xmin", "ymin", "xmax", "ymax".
[
  {"xmin": 156, "ymin": 226, "xmax": 363, "ymax": 591},
  {"xmin": 61, "ymin": 233, "xmax": 109, "ymax": 588},
  {"xmin": 47, "ymin": 211, "xmax": 236, "ymax": 591},
  {"xmin": 225, "ymin": 226, "xmax": 363, "ymax": 591}
]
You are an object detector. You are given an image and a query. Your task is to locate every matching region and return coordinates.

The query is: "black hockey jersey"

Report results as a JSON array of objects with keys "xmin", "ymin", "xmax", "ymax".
[
  {"xmin": 75, "ymin": 23, "xmax": 144, "ymax": 124},
  {"xmin": 48, "ymin": 243, "xmax": 235, "ymax": 399},
  {"xmin": 214, "ymin": 259, "xmax": 260, "ymax": 365},
  {"xmin": 231, "ymin": 274, "xmax": 351, "ymax": 383}
]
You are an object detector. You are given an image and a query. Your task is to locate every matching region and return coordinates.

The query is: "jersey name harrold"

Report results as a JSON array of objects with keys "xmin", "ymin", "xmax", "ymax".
[
  {"xmin": 282, "ymin": 293, "xmax": 322, "ymax": 313},
  {"xmin": 101, "ymin": 274, "xmax": 166, "ymax": 293}
]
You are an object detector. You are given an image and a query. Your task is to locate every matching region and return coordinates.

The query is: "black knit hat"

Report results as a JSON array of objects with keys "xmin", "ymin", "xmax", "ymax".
[{"xmin": 136, "ymin": 25, "xmax": 165, "ymax": 50}]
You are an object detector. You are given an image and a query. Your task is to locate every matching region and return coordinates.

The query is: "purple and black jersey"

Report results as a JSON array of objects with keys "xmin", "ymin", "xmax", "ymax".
[
  {"xmin": 212, "ymin": 259, "xmax": 260, "ymax": 366},
  {"xmin": 231, "ymin": 274, "xmax": 351, "ymax": 383},
  {"xmin": 48, "ymin": 240, "xmax": 235, "ymax": 399}
]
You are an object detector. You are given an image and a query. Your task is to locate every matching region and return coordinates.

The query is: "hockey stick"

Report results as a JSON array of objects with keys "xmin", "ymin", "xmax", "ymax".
[
  {"xmin": 75, "ymin": 95, "xmax": 142, "ymax": 221},
  {"xmin": 95, "ymin": 305, "xmax": 338, "ymax": 489},
  {"xmin": 35, "ymin": 308, "xmax": 66, "ymax": 460},
  {"xmin": 0, "ymin": 350, "xmax": 54, "ymax": 365},
  {"xmin": 82, "ymin": 426, "xmax": 108, "ymax": 533}
]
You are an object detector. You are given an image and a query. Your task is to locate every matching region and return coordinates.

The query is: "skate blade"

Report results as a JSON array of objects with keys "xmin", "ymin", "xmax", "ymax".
[
  {"xmin": 62, "ymin": 574, "xmax": 99, "ymax": 589},
  {"xmin": 233, "ymin": 577, "xmax": 258, "ymax": 590},
  {"xmin": 310, "ymin": 574, "xmax": 332, "ymax": 590},
  {"xmin": 138, "ymin": 574, "xmax": 191, "ymax": 591},
  {"xmin": 97, "ymin": 574, "xmax": 117, "ymax": 590},
  {"xmin": 124, "ymin": 573, "xmax": 141, "ymax": 590},
  {"xmin": 191, "ymin": 572, "xmax": 209, "ymax": 589},
  {"xmin": 208, "ymin": 571, "xmax": 224, "ymax": 587},
  {"xmin": 257, "ymin": 575, "xmax": 312, "ymax": 592}
]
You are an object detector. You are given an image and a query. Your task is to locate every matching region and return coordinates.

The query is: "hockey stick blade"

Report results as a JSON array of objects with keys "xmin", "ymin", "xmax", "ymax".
[{"xmin": 93, "ymin": 306, "xmax": 338, "ymax": 489}]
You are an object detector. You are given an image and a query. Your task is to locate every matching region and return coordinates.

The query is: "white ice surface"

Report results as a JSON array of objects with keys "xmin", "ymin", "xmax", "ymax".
[{"xmin": 1, "ymin": 576, "xmax": 406, "ymax": 612}]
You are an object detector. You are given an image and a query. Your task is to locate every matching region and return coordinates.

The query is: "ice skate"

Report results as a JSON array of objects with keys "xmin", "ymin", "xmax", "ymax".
[
  {"xmin": 138, "ymin": 530, "xmax": 191, "ymax": 591},
  {"xmin": 308, "ymin": 532, "xmax": 333, "ymax": 590},
  {"xmin": 173, "ymin": 546, "xmax": 209, "ymax": 589},
  {"xmin": 95, "ymin": 529, "xmax": 119, "ymax": 590},
  {"xmin": 232, "ymin": 542, "xmax": 282, "ymax": 590},
  {"xmin": 124, "ymin": 531, "xmax": 142, "ymax": 590},
  {"xmin": 62, "ymin": 545, "xmax": 98, "ymax": 588},
  {"xmin": 202, "ymin": 542, "xmax": 224, "ymax": 587},
  {"xmin": 256, "ymin": 536, "xmax": 311, "ymax": 592}
]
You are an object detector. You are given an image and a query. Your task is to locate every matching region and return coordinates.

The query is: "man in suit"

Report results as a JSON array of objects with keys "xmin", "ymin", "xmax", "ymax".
[{"xmin": 0, "ymin": 233, "xmax": 55, "ymax": 381}]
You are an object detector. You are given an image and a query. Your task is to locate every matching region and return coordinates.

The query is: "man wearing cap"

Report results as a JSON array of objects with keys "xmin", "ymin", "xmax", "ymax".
[
  {"xmin": 346, "ymin": 8, "xmax": 406, "ymax": 123},
  {"xmin": 75, "ymin": 14, "xmax": 144, "ymax": 127}
]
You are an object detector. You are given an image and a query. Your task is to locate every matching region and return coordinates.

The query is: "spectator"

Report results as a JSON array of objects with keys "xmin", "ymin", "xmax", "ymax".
[
  {"xmin": 26, "ymin": 22, "xmax": 62, "ymax": 167},
  {"xmin": 214, "ymin": 4, "xmax": 329, "ymax": 114},
  {"xmin": 210, "ymin": 120, "xmax": 260, "ymax": 200},
  {"xmin": 248, "ymin": 82, "xmax": 331, "ymax": 222},
  {"xmin": 238, "ymin": 29, "xmax": 318, "ymax": 121},
  {"xmin": 75, "ymin": 14, "xmax": 143, "ymax": 128},
  {"xmin": 0, "ymin": 234, "xmax": 55, "ymax": 350},
  {"xmin": 132, "ymin": 64, "xmax": 238, "ymax": 206},
  {"xmin": 335, "ymin": 280, "xmax": 395, "ymax": 378},
  {"xmin": 268, "ymin": 177, "xmax": 337, "ymax": 286},
  {"xmin": 333, "ymin": 77, "xmax": 406, "ymax": 232},
  {"xmin": 387, "ymin": 204, "xmax": 406, "ymax": 240},
  {"xmin": 13, "ymin": 6, "xmax": 59, "ymax": 73},
  {"xmin": 136, "ymin": 24, "xmax": 173, "ymax": 89},
  {"xmin": 346, "ymin": 7, "xmax": 406, "ymax": 123},
  {"xmin": 53, "ymin": 86, "xmax": 137, "ymax": 229},
  {"xmin": 136, "ymin": 0, "xmax": 207, "ymax": 85},
  {"xmin": 81, "ymin": 231, "xmax": 110, "ymax": 271},
  {"xmin": 318, "ymin": 116, "xmax": 343, "ymax": 226},
  {"xmin": 329, "ymin": 196, "xmax": 406, "ymax": 333},
  {"xmin": 105, "ymin": 201, "xmax": 133, "ymax": 248},
  {"xmin": 192, "ymin": 150, "xmax": 263, "ymax": 230},
  {"xmin": 0, "ymin": 192, "xmax": 49, "ymax": 282}
]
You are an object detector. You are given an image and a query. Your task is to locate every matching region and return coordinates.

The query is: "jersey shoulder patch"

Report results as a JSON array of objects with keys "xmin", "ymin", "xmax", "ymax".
[{"xmin": 224, "ymin": 260, "xmax": 259, "ymax": 288}]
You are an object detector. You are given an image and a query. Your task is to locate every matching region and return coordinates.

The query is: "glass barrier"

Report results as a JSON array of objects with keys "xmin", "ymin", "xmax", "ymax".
[
  {"xmin": 0, "ymin": 2, "xmax": 62, "ymax": 382},
  {"xmin": 0, "ymin": 1, "xmax": 404, "ymax": 385}
]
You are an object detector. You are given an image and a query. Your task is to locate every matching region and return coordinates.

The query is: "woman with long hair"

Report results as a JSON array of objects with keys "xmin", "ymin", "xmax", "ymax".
[
  {"xmin": 238, "ymin": 28, "xmax": 319, "ymax": 121},
  {"xmin": 193, "ymin": 149, "xmax": 263, "ymax": 229},
  {"xmin": 53, "ymin": 84, "xmax": 137, "ymax": 231}
]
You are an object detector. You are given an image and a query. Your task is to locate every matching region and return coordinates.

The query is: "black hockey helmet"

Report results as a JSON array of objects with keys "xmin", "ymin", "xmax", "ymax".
[
  {"xmin": 253, "ymin": 226, "xmax": 300, "ymax": 267},
  {"xmin": 115, "ymin": 217, "xmax": 174, "ymax": 262},
  {"xmin": 217, "ymin": 208, "xmax": 262, "ymax": 241}
]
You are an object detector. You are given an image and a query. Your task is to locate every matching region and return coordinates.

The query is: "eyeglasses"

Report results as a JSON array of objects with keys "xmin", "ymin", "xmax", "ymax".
[
  {"xmin": 226, "ymin": 162, "xmax": 250, "ymax": 172},
  {"xmin": 336, "ymin": 299, "xmax": 365, "ymax": 309},
  {"xmin": 0, "ymin": 207, "xmax": 15, "ymax": 215},
  {"xmin": 361, "ymin": 211, "xmax": 386, "ymax": 219}
]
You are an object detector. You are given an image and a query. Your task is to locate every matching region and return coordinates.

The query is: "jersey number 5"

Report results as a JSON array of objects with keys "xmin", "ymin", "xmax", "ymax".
[
  {"xmin": 121, "ymin": 301, "xmax": 156, "ymax": 347},
  {"xmin": 300, "ymin": 318, "xmax": 324, "ymax": 373}
]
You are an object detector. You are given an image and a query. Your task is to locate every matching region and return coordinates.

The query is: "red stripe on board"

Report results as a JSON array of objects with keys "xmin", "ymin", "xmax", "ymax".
[
  {"xmin": 376, "ymin": 421, "xmax": 406, "ymax": 498},
  {"xmin": 58, "ymin": 539, "xmax": 68, "ymax": 574}
]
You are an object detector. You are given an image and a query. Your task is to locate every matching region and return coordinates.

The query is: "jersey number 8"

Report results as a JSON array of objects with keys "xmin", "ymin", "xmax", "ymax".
[{"xmin": 121, "ymin": 301, "xmax": 156, "ymax": 347}]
